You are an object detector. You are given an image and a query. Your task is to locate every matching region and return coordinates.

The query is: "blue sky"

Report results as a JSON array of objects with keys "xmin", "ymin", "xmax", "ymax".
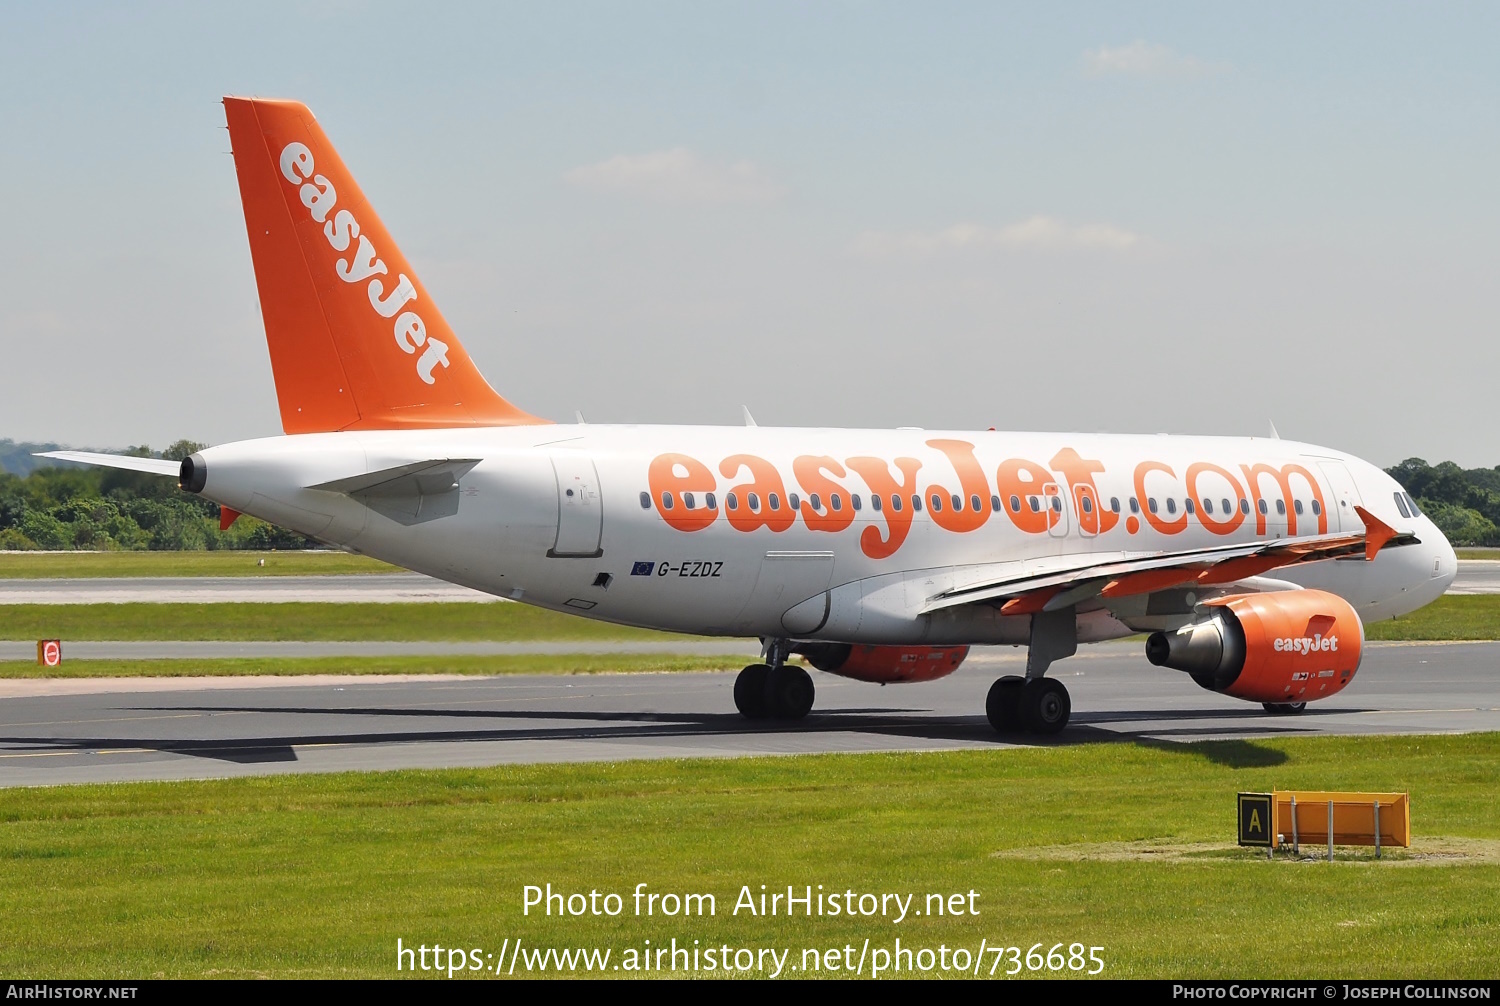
[{"xmin": 1, "ymin": 3, "xmax": 1496, "ymax": 464}]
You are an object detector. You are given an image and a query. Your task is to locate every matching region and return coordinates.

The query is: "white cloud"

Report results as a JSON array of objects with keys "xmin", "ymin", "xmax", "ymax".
[
  {"xmin": 850, "ymin": 216, "xmax": 1143, "ymax": 258},
  {"xmin": 565, "ymin": 148, "xmax": 782, "ymax": 204},
  {"xmin": 1082, "ymin": 40, "xmax": 1218, "ymax": 78}
]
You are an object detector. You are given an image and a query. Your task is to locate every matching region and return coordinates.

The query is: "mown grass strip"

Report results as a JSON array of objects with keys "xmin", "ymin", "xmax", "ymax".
[
  {"xmin": 0, "ymin": 653, "xmax": 749, "ymax": 678},
  {"xmin": 0, "ymin": 603, "xmax": 695, "ymax": 642},
  {"xmin": 0, "ymin": 734, "xmax": 1495, "ymax": 978},
  {"xmin": 0, "ymin": 550, "xmax": 399, "ymax": 578},
  {"xmin": 1365, "ymin": 595, "xmax": 1500, "ymax": 640}
]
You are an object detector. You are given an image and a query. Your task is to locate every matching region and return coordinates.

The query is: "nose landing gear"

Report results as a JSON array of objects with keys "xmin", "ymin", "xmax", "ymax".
[{"xmin": 733, "ymin": 638, "xmax": 815, "ymax": 721}]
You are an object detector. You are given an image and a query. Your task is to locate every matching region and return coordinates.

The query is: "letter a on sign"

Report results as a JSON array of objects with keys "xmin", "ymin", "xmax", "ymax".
[{"xmin": 1238, "ymin": 792, "xmax": 1273, "ymax": 847}]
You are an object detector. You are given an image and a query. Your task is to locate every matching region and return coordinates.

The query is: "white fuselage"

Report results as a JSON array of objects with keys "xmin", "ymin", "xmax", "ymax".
[{"xmin": 193, "ymin": 426, "xmax": 1457, "ymax": 645}]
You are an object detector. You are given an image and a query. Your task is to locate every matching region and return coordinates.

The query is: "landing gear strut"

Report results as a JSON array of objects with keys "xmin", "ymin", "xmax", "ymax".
[
  {"xmin": 987, "ymin": 675, "xmax": 1071, "ymax": 735},
  {"xmin": 734, "ymin": 638, "xmax": 815, "ymax": 721}
]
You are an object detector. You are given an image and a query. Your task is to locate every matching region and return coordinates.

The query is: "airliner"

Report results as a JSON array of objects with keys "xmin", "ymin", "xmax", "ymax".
[{"xmin": 44, "ymin": 98, "xmax": 1457, "ymax": 734}]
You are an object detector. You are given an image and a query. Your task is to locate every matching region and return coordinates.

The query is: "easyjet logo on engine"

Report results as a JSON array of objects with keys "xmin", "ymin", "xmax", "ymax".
[
  {"xmin": 646, "ymin": 443, "xmax": 1331, "ymax": 560},
  {"xmin": 277, "ymin": 142, "xmax": 450, "ymax": 385},
  {"xmin": 1273, "ymin": 634, "xmax": 1339, "ymax": 654}
]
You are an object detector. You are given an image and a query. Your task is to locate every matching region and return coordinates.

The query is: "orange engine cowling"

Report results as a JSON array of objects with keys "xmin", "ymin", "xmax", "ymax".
[
  {"xmin": 1145, "ymin": 589, "xmax": 1363, "ymax": 704},
  {"xmin": 796, "ymin": 644, "xmax": 970, "ymax": 684}
]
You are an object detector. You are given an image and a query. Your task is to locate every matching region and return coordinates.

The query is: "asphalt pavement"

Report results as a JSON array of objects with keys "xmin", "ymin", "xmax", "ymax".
[{"xmin": 0, "ymin": 640, "xmax": 1493, "ymax": 787}]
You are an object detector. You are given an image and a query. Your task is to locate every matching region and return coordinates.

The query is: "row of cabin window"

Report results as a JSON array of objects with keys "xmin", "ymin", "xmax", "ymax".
[{"xmin": 640, "ymin": 490, "xmax": 1323, "ymax": 518}]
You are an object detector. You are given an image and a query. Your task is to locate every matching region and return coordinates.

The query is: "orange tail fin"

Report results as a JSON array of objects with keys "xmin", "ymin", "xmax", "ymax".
[{"xmin": 223, "ymin": 97, "xmax": 546, "ymax": 433}]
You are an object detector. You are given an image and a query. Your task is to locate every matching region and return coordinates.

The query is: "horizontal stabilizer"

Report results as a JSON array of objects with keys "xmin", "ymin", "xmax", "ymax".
[
  {"xmin": 310, "ymin": 459, "xmax": 480, "ymax": 526},
  {"xmin": 33, "ymin": 451, "xmax": 181, "ymax": 477}
]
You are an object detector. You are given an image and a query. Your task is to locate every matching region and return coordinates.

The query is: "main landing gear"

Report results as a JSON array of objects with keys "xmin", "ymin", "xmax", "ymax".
[
  {"xmin": 1262, "ymin": 701, "xmax": 1307, "ymax": 715},
  {"xmin": 734, "ymin": 639, "xmax": 815, "ymax": 721},
  {"xmin": 986, "ymin": 606, "xmax": 1076, "ymax": 735},
  {"xmin": 985, "ymin": 675, "xmax": 1071, "ymax": 735}
]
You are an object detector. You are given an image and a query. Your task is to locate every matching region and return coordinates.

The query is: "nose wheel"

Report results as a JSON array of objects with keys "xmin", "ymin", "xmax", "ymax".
[
  {"xmin": 987, "ymin": 676, "xmax": 1070, "ymax": 735},
  {"xmin": 734, "ymin": 662, "xmax": 815, "ymax": 720}
]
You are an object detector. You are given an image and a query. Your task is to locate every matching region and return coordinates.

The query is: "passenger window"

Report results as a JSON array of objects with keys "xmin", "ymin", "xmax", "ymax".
[
  {"xmin": 1029, "ymin": 496, "xmax": 1040, "ymax": 513},
  {"xmin": 930, "ymin": 494, "xmax": 943, "ymax": 512},
  {"xmin": 789, "ymin": 493, "xmax": 800, "ymax": 510},
  {"xmin": 831, "ymin": 493, "xmax": 843, "ymax": 511},
  {"xmin": 1202, "ymin": 498, "xmax": 1213, "ymax": 515},
  {"xmin": 1166, "ymin": 498, "xmax": 1176, "ymax": 514},
  {"xmin": 891, "ymin": 495, "xmax": 903, "ymax": 512},
  {"xmin": 661, "ymin": 492, "xmax": 674, "ymax": 510},
  {"xmin": 768, "ymin": 492, "xmax": 780, "ymax": 511},
  {"xmin": 1110, "ymin": 497, "xmax": 1120, "ymax": 513},
  {"xmin": 1148, "ymin": 498, "xmax": 1158, "ymax": 514},
  {"xmin": 1257, "ymin": 499, "xmax": 1268, "ymax": 515},
  {"xmin": 683, "ymin": 492, "xmax": 695, "ymax": 509},
  {"xmin": 1311, "ymin": 500, "xmax": 1321, "ymax": 516},
  {"xmin": 748, "ymin": 493, "xmax": 761, "ymax": 512},
  {"xmin": 1294, "ymin": 500, "xmax": 1304, "ymax": 515},
  {"xmin": 852, "ymin": 494, "xmax": 862, "ymax": 511},
  {"xmin": 810, "ymin": 493, "xmax": 822, "ymax": 511},
  {"xmin": 727, "ymin": 493, "xmax": 739, "ymax": 511},
  {"xmin": 705, "ymin": 492, "xmax": 716, "ymax": 510},
  {"xmin": 1129, "ymin": 498, "xmax": 1140, "ymax": 514},
  {"xmin": 1010, "ymin": 495, "xmax": 1021, "ymax": 512},
  {"xmin": 1184, "ymin": 499, "xmax": 1194, "ymax": 515},
  {"xmin": 1240, "ymin": 498, "xmax": 1250, "ymax": 515},
  {"xmin": 1081, "ymin": 496, "xmax": 1093, "ymax": 513},
  {"xmin": 871, "ymin": 494, "xmax": 882, "ymax": 512},
  {"xmin": 1221, "ymin": 498, "xmax": 1231, "ymax": 515},
  {"xmin": 952, "ymin": 494, "xmax": 962, "ymax": 511},
  {"xmin": 1276, "ymin": 499, "xmax": 1286, "ymax": 516},
  {"xmin": 1393, "ymin": 492, "xmax": 1410, "ymax": 518},
  {"xmin": 639, "ymin": 491, "xmax": 651, "ymax": 509},
  {"xmin": 1051, "ymin": 497, "xmax": 1062, "ymax": 513},
  {"xmin": 990, "ymin": 495, "xmax": 1001, "ymax": 512},
  {"xmin": 912, "ymin": 495, "xmax": 923, "ymax": 512}
]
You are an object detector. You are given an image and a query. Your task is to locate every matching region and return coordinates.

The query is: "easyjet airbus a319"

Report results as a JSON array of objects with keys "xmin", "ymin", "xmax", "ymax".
[{"xmin": 46, "ymin": 98, "xmax": 1457, "ymax": 734}]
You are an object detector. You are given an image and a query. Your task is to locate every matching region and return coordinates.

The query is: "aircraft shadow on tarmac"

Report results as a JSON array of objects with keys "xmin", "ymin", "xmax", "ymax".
[{"xmin": 0, "ymin": 700, "xmax": 1363, "ymax": 768}]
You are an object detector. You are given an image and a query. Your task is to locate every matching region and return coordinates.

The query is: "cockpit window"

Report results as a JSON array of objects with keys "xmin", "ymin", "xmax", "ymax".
[
  {"xmin": 1393, "ymin": 492, "xmax": 1410, "ymax": 519},
  {"xmin": 1404, "ymin": 493, "xmax": 1422, "ymax": 517}
]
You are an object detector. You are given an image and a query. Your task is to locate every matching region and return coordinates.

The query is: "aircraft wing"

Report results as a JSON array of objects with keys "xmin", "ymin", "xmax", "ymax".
[
  {"xmin": 920, "ymin": 506, "xmax": 1417, "ymax": 615},
  {"xmin": 33, "ymin": 451, "xmax": 182, "ymax": 477}
]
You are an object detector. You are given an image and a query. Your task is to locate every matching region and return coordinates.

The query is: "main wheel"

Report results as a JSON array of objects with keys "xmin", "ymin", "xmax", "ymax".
[
  {"xmin": 766, "ymin": 664, "xmax": 815, "ymax": 720},
  {"xmin": 1261, "ymin": 701, "xmax": 1308, "ymax": 715},
  {"xmin": 1021, "ymin": 678, "xmax": 1071, "ymax": 734},
  {"xmin": 985, "ymin": 675, "xmax": 1026, "ymax": 733},
  {"xmin": 734, "ymin": 664, "xmax": 772, "ymax": 719}
]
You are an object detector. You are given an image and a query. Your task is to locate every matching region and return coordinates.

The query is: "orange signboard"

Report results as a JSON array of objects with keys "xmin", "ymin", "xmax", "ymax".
[{"xmin": 1274, "ymin": 791, "xmax": 1410, "ymax": 849}]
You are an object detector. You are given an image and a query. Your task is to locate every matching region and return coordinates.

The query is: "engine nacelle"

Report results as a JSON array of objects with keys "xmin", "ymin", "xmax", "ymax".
[
  {"xmin": 796, "ymin": 643, "xmax": 970, "ymax": 683},
  {"xmin": 1145, "ymin": 589, "xmax": 1363, "ymax": 704}
]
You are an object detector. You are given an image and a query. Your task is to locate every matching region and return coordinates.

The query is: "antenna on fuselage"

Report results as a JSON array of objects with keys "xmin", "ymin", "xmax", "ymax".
[
  {"xmin": 1268, "ymin": 420, "xmax": 1281, "ymax": 440},
  {"xmin": 575, "ymin": 411, "xmax": 587, "ymax": 425},
  {"xmin": 742, "ymin": 406, "xmax": 758, "ymax": 427}
]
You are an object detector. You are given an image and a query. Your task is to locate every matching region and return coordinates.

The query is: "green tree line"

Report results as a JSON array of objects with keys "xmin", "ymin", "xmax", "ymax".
[
  {"xmin": 0, "ymin": 441, "xmax": 319, "ymax": 551},
  {"xmin": 1385, "ymin": 458, "xmax": 1500, "ymax": 547}
]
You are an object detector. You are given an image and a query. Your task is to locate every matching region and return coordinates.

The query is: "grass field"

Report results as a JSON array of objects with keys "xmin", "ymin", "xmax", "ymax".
[
  {"xmin": 0, "ymin": 733, "xmax": 1494, "ymax": 979},
  {"xmin": 2, "ymin": 595, "xmax": 1498, "ymax": 646},
  {"xmin": 1365, "ymin": 595, "xmax": 1500, "ymax": 640},
  {"xmin": 0, "ymin": 653, "xmax": 750, "ymax": 678},
  {"xmin": 0, "ymin": 550, "xmax": 398, "ymax": 578},
  {"xmin": 0, "ymin": 603, "xmax": 696, "ymax": 642}
]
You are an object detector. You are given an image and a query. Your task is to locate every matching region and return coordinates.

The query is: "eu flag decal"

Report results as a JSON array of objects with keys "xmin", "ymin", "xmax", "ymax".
[{"xmin": 631, "ymin": 561, "xmax": 655, "ymax": 576}]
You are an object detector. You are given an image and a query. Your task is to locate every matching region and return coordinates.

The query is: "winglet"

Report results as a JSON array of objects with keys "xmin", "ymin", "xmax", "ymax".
[{"xmin": 1354, "ymin": 505, "xmax": 1398, "ymax": 560}]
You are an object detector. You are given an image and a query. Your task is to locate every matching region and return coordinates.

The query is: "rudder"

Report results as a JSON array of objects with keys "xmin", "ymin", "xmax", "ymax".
[{"xmin": 223, "ymin": 96, "xmax": 545, "ymax": 433}]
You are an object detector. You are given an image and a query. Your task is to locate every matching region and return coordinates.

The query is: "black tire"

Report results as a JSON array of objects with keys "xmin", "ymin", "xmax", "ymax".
[
  {"xmin": 1022, "ymin": 678, "xmax": 1071, "ymax": 734},
  {"xmin": 985, "ymin": 675, "xmax": 1026, "ymax": 733},
  {"xmin": 1261, "ymin": 701, "xmax": 1308, "ymax": 715},
  {"xmin": 766, "ymin": 664, "xmax": 815, "ymax": 720},
  {"xmin": 734, "ymin": 664, "xmax": 772, "ymax": 719}
]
